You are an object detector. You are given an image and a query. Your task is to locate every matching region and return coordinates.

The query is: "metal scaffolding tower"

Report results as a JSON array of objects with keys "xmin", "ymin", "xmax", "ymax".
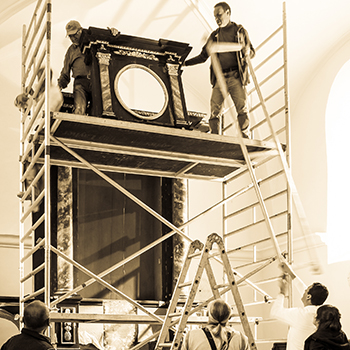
[{"xmin": 16, "ymin": 1, "xmax": 320, "ymax": 348}]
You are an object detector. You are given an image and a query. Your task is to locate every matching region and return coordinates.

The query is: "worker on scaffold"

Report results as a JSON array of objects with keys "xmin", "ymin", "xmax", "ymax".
[
  {"xmin": 58, "ymin": 20, "xmax": 119, "ymax": 115},
  {"xmin": 183, "ymin": 2, "xmax": 255, "ymax": 138}
]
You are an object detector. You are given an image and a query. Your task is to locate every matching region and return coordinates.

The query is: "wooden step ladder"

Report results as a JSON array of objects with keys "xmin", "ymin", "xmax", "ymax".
[{"xmin": 154, "ymin": 232, "xmax": 257, "ymax": 350}]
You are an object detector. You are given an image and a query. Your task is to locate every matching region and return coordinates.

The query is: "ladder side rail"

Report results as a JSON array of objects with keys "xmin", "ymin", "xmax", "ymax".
[
  {"xmin": 168, "ymin": 256, "xmax": 212, "ymax": 350},
  {"xmin": 155, "ymin": 240, "xmax": 204, "ymax": 349},
  {"xmin": 204, "ymin": 259, "xmax": 221, "ymax": 299},
  {"xmin": 222, "ymin": 180, "xmax": 228, "ymax": 303}
]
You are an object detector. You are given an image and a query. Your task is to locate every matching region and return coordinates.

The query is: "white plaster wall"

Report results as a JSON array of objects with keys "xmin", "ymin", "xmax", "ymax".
[
  {"xmin": 0, "ymin": 234, "xmax": 32, "ymax": 347},
  {"xmin": 288, "ymin": 35, "xmax": 350, "ymax": 334}
]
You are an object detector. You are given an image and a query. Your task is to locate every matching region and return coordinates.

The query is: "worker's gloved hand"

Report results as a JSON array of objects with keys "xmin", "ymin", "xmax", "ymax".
[
  {"xmin": 108, "ymin": 27, "xmax": 120, "ymax": 37},
  {"xmin": 279, "ymin": 274, "xmax": 288, "ymax": 296}
]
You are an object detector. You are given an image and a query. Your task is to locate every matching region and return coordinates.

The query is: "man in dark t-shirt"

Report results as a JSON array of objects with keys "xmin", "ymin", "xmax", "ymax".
[{"xmin": 184, "ymin": 2, "xmax": 255, "ymax": 137}]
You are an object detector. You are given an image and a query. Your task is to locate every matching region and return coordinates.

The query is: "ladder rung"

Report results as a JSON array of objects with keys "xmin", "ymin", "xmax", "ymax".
[
  {"xmin": 178, "ymin": 281, "xmax": 192, "ymax": 288},
  {"xmin": 187, "ymin": 251, "xmax": 202, "ymax": 259},
  {"xmin": 168, "ymin": 313, "xmax": 182, "ymax": 318},
  {"xmin": 159, "ymin": 343, "xmax": 172, "ymax": 347}
]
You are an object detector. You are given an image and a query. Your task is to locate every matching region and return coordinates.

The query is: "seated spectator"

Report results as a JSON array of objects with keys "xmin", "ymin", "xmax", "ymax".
[
  {"xmin": 182, "ymin": 298, "xmax": 248, "ymax": 350},
  {"xmin": 1, "ymin": 300, "xmax": 53, "ymax": 350},
  {"xmin": 304, "ymin": 305, "xmax": 350, "ymax": 350}
]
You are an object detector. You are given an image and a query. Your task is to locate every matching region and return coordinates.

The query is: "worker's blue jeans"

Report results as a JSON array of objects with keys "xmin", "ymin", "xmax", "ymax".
[
  {"xmin": 210, "ymin": 73, "xmax": 250, "ymax": 137},
  {"xmin": 73, "ymin": 77, "xmax": 92, "ymax": 115}
]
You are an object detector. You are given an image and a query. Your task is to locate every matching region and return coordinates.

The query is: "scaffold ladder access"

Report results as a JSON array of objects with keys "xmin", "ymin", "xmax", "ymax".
[
  {"xmin": 206, "ymin": 26, "xmax": 321, "ymax": 280},
  {"xmin": 154, "ymin": 233, "xmax": 257, "ymax": 350}
]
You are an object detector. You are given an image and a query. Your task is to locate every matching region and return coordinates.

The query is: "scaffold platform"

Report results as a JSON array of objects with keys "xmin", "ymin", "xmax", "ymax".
[{"xmin": 39, "ymin": 112, "xmax": 277, "ymax": 181}]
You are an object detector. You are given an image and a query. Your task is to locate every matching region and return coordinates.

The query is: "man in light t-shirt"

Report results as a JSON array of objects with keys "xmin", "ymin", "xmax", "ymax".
[{"xmin": 270, "ymin": 276, "xmax": 329, "ymax": 350}]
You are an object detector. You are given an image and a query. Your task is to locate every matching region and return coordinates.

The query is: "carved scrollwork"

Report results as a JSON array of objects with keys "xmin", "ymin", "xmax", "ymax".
[{"xmin": 114, "ymin": 49, "xmax": 159, "ymax": 61}]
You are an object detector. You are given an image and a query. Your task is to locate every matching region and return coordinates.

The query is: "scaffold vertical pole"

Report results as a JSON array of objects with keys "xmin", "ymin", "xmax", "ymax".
[{"xmin": 44, "ymin": 0, "xmax": 52, "ymax": 307}]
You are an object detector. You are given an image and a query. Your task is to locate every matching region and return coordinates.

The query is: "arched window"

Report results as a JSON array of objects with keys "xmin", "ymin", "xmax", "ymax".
[{"xmin": 325, "ymin": 59, "xmax": 350, "ymax": 263}]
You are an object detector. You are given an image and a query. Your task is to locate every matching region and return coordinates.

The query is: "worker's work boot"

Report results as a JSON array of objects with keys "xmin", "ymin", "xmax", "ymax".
[{"xmin": 209, "ymin": 118, "xmax": 220, "ymax": 134}]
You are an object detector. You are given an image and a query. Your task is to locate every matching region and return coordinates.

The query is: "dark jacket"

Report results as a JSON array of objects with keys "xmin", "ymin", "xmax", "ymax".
[
  {"xmin": 184, "ymin": 22, "xmax": 255, "ymax": 86},
  {"xmin": 304, "ymin": 328, "xmax": 350, "ymax": 350},
  {"xmin": 57, "ymin": 29, "xmax": 91, "ymax": 89},
  {"xmin": 1, "ymin": 328, "xmax": 53, "ymax": 350}
]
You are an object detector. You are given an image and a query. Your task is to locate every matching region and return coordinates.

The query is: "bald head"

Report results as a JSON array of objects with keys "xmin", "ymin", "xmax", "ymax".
[{"xmin": 23, "ymin": 300, "xmax": 50, "ymax": 332}]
